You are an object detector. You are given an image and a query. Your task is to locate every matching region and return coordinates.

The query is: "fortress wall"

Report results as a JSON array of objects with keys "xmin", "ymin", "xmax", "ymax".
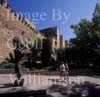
[{"xmin": 0, "ymin": 0, "xmax": 38, "ymax": 63}]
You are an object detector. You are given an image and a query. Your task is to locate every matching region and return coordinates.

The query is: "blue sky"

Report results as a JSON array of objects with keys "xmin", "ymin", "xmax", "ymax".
[{"xmin": 8, "ymin": 0, "xmax": 100, "ymax": 40}]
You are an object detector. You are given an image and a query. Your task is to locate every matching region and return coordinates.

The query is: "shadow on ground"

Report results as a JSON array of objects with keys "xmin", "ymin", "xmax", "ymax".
[
  {"xmin": 0, "ymin": 81, "xmax": 100, "ymax": 97},
  {"xmin": 0, "ymin": 83, "xmax": 14, "ymax": 88},
  {"xmin": 47, "ymin": 81, "xmax": 100, "ymax": 97}
]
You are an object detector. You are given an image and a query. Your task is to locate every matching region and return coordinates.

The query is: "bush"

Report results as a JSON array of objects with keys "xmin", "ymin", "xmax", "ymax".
[{"xmin": 0, "ymin": 62, "xmax": 15, "ymax": 69}]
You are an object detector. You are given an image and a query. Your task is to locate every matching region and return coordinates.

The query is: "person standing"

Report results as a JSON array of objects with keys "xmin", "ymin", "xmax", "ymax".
[{"xmin": 59, "ymin": 62, "xmax": 66, "ymax": 81}]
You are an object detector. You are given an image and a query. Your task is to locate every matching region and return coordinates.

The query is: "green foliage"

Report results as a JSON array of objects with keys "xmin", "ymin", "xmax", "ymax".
[
  {"xmin": 34, "ymin": 38, "xmax": 43, "ymax": 50},
  {"xmin": 68, "ymin": 3, "xmax": 100, "ymax": 71},
  {"xmin": 71, "ymin": 19, "xmax": 92, "ymax": 39},
  {"xmin": 41, "ymin": 38, "xmax": 52, "ymax": 66},
  {"xmin": 0, "ymin": 62, "xmax": 15, "ymax": 69}
]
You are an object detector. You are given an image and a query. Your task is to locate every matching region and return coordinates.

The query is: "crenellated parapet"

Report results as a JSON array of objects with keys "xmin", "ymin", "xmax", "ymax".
[
  {"xmin": 0, "ymin": 0, "xmax": 43, "ymax": 63},
  {"xmin": 0, "ymin": 0, "xmax": 36, "ymax": 32},
  {"xmin": 0, "ymin": 0, "xmax": 7, "ymax": 6}
]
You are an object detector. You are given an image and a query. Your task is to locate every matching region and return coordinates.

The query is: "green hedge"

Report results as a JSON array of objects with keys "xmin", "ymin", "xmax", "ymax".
[{"xmin": 0, "ymin": 63, "xmax": 15, "ymax": 69}]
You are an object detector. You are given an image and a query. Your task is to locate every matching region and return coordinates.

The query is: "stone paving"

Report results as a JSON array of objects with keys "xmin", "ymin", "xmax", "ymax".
[{"xmin": 0, "ymin": 74, "xmax": 100, "ymax": 97}]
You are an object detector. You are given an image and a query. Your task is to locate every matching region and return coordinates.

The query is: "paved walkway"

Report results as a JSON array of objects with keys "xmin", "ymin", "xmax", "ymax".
[{"xmin": 0, "ymin": 74, "xmax": 100, "ymax": 96}]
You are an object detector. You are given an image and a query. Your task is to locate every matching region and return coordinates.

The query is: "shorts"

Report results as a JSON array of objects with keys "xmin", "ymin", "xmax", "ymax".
[
  {"xmin": 60, "ymin": 71, "xmax": 66, "ymax": 76},
  {"xmin": 66, "ymin": 71, "xmax": 69, "ymax": 76}
]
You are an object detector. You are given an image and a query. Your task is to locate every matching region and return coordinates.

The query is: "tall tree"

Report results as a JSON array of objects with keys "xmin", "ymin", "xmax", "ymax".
[
  {"xmin": 69, "ymin": 3, "xmax": 100, "ymax": 70},
  {"xmin": 70, "ymin": 19, "xmax": 92, "ymax": 67},
  {"xmin": 92, "ymin": 3, "xmax": 100, "ymax": 71},
  {"xmin": 41, "ymin": 38, "xmax": 52, "ymax": 66}
]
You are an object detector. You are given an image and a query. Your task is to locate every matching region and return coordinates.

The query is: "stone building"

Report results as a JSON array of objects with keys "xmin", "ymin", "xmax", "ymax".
[
  {"xmin": 64, "ymin": 40, "xmax": 71, "ymax": 48},
  {"xmin": 40, "ymin": 27, "xmax": 67, "ymax": 49},
  {"xmin": 65, "ymin": 40, "xmax": 68, "ymax": 48},
  {"xmin": 59, "ymin": 35, "xmax": 65, "ymax": 48},
  {"xmin": 40, "ymin": 27, "xmax": 60, "ymax": 49}
]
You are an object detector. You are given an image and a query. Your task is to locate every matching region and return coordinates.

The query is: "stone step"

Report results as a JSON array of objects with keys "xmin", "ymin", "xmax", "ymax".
[{"xmin": 0, "ymin": 87, "xmax": 46, "ymax": 97}]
